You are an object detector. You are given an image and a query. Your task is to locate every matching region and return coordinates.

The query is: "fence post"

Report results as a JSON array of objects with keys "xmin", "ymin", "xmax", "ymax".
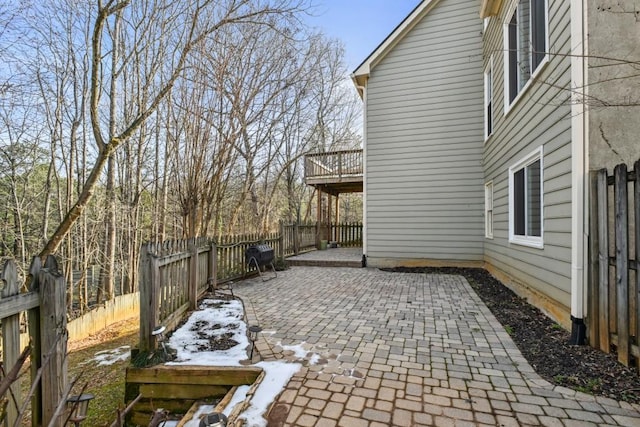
[
  {"xmin": 595, "ymin": 170, "xmax": 610, "ymax": 352},
  {"xmin": 636, "ymin": 159, "xmax": 640, "ymax": 370},
  {"xmin": 1, "ymin": 259, "xmax": 21, "ymax": 427},
  {"xmin": 588, "ymin": 172, "xmax": 600, "ymax": 348},
  {"xmin": 39, "ymin": 255, "xmax": 67, "ymax": 427},
  {"xmin": 139, "ymin": 246, "xmax": 159, "ymax": 352},
  {"xmin": 188, "ymin": 239, "xmax": 198, "ymax": 311},
  {"xmin": 27, "ymin": 257, "xmax": 42, "ymax": 427},
  {"xmin": 294, "ymin": 222, "xmax": 300, "ymax": 255},
  {"xmin": 208, "ymin": 241, "xmax": 217, "ymax": 291},
  {"xmin": 278, "ymin": 221, "xmax": 284, "ymax": 262}
]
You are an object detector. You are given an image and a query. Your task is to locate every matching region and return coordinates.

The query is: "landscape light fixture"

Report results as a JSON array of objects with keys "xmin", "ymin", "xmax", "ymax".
[
  {"xmin": 248, "ymin": 324, "xmax": 263, "ymax": 359},
  {"xmin": 152, "ymin": 325, "xmax": 169, "ymax": 361},
  {"xmin": 199, "ymin": 412, "xmax": 228, "ymax": 427},
  {"xmin": 65, "ymin": 393, "xmax": 95, "ymax": 426}
]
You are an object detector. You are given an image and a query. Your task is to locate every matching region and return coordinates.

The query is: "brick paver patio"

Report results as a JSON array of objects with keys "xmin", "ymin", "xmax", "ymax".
[{"xmin": 234, "ymin": 266, "xmax": 640, "ymax": 426}]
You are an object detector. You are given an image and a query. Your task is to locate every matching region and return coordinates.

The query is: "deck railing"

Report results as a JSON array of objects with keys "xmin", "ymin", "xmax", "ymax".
[{"xmin": 304, "ymin": 149, "xmax": 363, "ymax": 180}]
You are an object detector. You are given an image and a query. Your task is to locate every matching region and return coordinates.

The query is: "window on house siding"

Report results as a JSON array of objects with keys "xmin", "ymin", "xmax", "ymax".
[
  {"xmin": 509, "ymin": 147, "xmax": 543, "ymax": 247},
  {"xmin": 484, "ymin": 61, "xmax": 493, "ymax": 140},
  {"xmin": 505, "ymin": 0, "xmax": 548, "ymax": 106},
  {"xmin": 485, "ymin": 182, "xmax": 494, "ymax": 238}
]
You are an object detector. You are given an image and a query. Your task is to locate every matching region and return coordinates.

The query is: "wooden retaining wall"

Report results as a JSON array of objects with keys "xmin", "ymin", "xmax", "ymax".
[{"xmin": 124, "ymin": 365, "xmax": 263, "ymax": 425}]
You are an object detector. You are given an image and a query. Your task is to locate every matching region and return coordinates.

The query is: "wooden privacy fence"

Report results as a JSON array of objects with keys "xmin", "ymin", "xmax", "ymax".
[
  {"xmin": 331, "ymin": 222, "xmax": 363, "ymax": 247},
  {"xmin": 139, "ymin": 238, "xmax": 215, "ymax": 352},
  {"xmin": 139, "ymin": 234, "xmax": 282, "ymax": 351},
  {"xmin": 139, "ymin": 223, "xmax": 363, "ymax": 351},
  {"xmin": 217, "ymin": 232, "xmax": 282, "ymax": 282},
  {"xmin": 280, "ymin": 222, "xmax": 363, "ymax": 255},
  {"xmin": 281, "ymin": 222, "xmax": 317, "ymax": 256},
  {"xmin": 0, "ymin": 256, "xmax": 67, "ymax": 427},
  {"xmin": 589, "ymin": 158, "xmax": 640, "ymax": 369}
]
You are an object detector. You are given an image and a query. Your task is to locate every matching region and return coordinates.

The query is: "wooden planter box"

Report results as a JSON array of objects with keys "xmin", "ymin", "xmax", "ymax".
[{"xmin": 124, "ymin": 365, "xmax": 262, "ymax": 426}]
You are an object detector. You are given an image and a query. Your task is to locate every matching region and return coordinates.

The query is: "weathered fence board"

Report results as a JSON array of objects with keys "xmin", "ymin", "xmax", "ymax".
[
  {"xmin": 1, "ymin": 260, "xmax": 21, "ymax": 426},
  {"xmin": 614, "ymin": 164, "xmax": 630, "ymax": 365},
  {"xmin": 597, "ymin": 170, "xmax": 611, "ymax": 352},
  {"xmin": 27, "ymin": 256, "xmax": 43, "ymax": 427},
  {"xmin": 588, "ymin": 173, "xmax": 600, "ymax": 348},
  {"xmin": 0, "ymin": 291, "xmax": 40, "ymax": 319},
  {"xmin": 636, "ymin": 159, "xmax": 640, "ymax": 370}
]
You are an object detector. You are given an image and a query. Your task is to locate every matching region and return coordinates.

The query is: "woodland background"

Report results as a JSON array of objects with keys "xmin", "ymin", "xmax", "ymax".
[{"xmin": 0, "ymin": 0, "xmax": 363, "ymax": 314}]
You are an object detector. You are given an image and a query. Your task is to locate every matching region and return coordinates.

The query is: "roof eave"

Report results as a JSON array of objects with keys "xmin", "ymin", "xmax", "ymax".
[{"xmin": 351, "ymin": 65, "xmax": 369, "ymax": 99}]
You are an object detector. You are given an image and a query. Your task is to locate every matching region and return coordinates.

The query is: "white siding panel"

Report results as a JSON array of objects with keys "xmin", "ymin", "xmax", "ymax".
[{"xmin": 364, "ymin": 0, "xmax": 484, "ymax": 264}]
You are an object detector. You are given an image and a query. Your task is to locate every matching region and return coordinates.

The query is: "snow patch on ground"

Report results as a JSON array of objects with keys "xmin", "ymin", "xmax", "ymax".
[
  {"xmin": 236, "ymin": 361, "xmax": 301, "ymax": 427},
  {"xmin": 164, "ymin": 298, "xmax": 302, "ymax": 426},
  {"xmin": 222, "ymin": 385, "xmax": 250, "ymax": 417},
  {"xmin": 279, "ymin": 342, "xmax": 323, "ymax": 365},
  {"xmin": 83, "ymin": 345, "xmax": 131, "ymax": 366},
  {"xmin": 166, "ymin": 299, "xmax": 249, "ymax": 366}
]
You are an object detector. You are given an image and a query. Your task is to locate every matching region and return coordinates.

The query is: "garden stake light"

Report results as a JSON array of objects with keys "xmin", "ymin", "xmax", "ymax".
[
  {"xmin": 248, "ymin": 325, "xmax": 263, "ymax": 360},
  {"xmin": 65, "ymin": 393, "xmax": 95, "ymax": 426}
]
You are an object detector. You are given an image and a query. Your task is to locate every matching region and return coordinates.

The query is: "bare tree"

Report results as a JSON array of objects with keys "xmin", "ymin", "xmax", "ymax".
[{"xmin": 36, "ymin": 0, "xmax": 308, "ymax": 259}]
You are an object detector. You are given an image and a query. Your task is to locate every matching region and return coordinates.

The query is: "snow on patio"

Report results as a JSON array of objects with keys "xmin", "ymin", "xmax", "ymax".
[{"xmin": 164, "ymin": 298, "xmax": 302, "ymax": 427}]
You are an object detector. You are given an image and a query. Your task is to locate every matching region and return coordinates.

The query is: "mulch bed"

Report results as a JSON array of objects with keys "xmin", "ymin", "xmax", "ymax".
[{"xmin": 384, "ymin": 266, "xmax": 640, "ymax": 403}]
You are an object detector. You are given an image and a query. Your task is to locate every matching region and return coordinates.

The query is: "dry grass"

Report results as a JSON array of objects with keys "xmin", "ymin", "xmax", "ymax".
[{"xmin": 65, "ymin": 318, "xmax": 139, "ymax": 426}]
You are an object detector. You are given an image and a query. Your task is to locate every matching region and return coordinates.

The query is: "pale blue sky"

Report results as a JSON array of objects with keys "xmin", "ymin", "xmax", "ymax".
[{"xmin": 305, "ymin": 0, "xmax": 423, "ymax": 71}]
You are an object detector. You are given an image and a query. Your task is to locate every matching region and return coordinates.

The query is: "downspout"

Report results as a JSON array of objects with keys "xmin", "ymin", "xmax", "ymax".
[
  {"xmin": 569, "ymin": 0, "xmax": 588, "ymax": 344},
  {"xmin": 358, "ymin": 83, "xmax": 368, "ymax": 267}
]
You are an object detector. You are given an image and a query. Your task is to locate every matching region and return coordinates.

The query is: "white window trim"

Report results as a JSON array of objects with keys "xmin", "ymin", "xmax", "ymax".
[
  {"xmin": 485, "ymin": 181, "xmax": 494, "ymax": 239},
  {"xmin": 508, "ymin": 146, "xmax": 544, "ymax": 248},
  {"xmin": 484, "ymin": 56, "xmax": 494, "ymax": 142},
  {"xmin": 502, "ymin": 0, "xmax": 550, "ymax": 115}
]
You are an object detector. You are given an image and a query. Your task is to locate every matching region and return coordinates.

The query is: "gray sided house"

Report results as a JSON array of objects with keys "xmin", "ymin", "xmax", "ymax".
[
  {"xmin": 352, "ymin": 0, "xmax": 486, "ymax": 268},
  {"xmin": 353, "ymin": 0, "xmax": 640, "ymax": 333}
]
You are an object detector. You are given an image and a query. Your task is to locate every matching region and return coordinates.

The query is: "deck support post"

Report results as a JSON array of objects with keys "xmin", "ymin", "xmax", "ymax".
[
  {"xmin": 334, "ymin": 194, "xmax": 340, "ymax": 242},
  {"xmin": 316, "ymin": 189, "xmax": 322, "ymax": 249},
  {"xmin": 327, "ymin": 192, "xmax": 332, "ymax": 244}
]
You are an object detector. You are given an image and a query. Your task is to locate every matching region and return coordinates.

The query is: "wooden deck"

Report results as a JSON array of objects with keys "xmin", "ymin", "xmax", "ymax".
[{"xmin": 304, "ymin": 149, "xmax": 363, "ymax": 194}]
